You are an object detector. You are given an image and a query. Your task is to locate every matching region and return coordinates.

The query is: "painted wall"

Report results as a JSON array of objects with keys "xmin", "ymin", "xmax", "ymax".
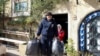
[{"xmin": 69, "ymin": 0, "xmax": 100, "ymax": 50}]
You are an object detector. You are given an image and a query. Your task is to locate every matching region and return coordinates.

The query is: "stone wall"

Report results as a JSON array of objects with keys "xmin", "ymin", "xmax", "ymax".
[
  {"xmin": 5, "ymin": 0, "xmax": 11, "ymax": 17},
  {"xmin": 69, "ymin": 0, "xmax": 100, "ymax": 50}
]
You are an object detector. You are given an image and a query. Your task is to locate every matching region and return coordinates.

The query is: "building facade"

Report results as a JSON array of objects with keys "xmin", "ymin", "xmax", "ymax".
[
  {"xmin": 2, "ymin": 0, "xmax": 100, "ymax": 55},
  {"xmin": 50, "ymin": 0, "xmax": 100, "ymax": 55},
  {"xmin": 67, "ymin": 0, "xmax": 100, "ymax": 55},
  {"xmin": 69, "ymin": 0, "xmax": 100, "ymax": 51}
]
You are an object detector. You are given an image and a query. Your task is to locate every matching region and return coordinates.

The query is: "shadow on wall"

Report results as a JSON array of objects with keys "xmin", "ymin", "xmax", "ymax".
[{"xmin": 83, "ymin": 0, "xmax": 100, "ymax": 9}]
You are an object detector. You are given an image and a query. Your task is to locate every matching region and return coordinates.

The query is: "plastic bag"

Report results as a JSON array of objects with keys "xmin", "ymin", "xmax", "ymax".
[
  {"xmin": 52, "ymin": 37, "xmax": 64, "ymax": 56},
  {"xmin": 26, "ymin": 38, "xmax": 41, "ymax": 55}
]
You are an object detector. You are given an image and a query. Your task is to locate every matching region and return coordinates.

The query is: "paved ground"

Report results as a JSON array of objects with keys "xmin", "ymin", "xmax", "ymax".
[
  {"xmin": 6, "ymin": 46, "xmax": 19, "ymax": 56},
  {"xmin": 4, "ymin": 45, "xmax": 67, "ymax": 56},
  {"xmin": 6, "ymin": 48, "xmax": 67, "ymax": 56}
]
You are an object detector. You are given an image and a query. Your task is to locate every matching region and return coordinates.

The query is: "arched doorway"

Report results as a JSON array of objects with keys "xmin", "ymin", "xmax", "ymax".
[{"xmin": 79, "ymin": 10, "xmax": 100, "ymax": 54}]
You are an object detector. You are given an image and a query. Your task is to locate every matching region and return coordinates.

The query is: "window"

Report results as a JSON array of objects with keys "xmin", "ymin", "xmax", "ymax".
[
  {"xmin": 79, "ymin": 11, "xmax": 100, "ymax": 52},
  {"xmin": 12, "ymin": 0, "xmax": 31, "ymax": 17},
  {"xmin": 86, "ymin": 17, "xmax": 100, "ymax": 52},
  {"xmin": 14, "ymin": 0, "xmax": 28, "ymax": 12}
]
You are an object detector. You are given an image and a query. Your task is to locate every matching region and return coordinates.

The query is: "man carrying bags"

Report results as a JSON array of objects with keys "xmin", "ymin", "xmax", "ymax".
[{"xmin": 36, "ymin": 12, "xmax": 58, "ymax": 56}]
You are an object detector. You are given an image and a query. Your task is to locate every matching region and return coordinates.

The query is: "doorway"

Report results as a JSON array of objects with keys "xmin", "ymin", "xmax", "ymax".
[{"xmin": 53, "ymin": 13, "xmax": 68, "ymax": 43}]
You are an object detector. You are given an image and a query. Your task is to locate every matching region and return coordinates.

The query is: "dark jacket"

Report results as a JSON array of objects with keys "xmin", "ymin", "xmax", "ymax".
[{"xmin": 37, "ymin": 18, "xmax": 58, "ymax": 38}]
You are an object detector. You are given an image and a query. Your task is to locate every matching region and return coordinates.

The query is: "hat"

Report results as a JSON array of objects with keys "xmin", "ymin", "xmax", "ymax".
[{"xmin": 46, "ymin": 12, "xmax": 52, "ymax": 16}]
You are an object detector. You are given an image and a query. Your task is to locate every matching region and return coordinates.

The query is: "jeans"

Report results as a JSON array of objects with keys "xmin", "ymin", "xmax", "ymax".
[{"xmin": 40, "ymin": 35, "xmax": 53, "ymax": 56}]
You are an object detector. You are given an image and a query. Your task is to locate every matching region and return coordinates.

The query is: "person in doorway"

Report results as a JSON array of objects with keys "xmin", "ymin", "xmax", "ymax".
[
  {"xmin": 36, "ymin": 12, "xmax": 58, "ymax": 56},
  {"xmin": 57, "ymin": 24, "xmax": 65, "ymax": 42},
  {"xmin": 57, "ymin": 24, "xmax": 65, "ymax": 54}
]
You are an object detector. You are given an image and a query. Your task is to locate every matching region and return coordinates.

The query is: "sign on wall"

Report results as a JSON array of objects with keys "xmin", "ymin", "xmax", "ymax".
[
  {"xmin": 11, "ymin": 0, "xmax": 31, "ymax": 17},
  {"xmin": 79, "ymin": 11, "xmax": 100, "ymax": 52}
]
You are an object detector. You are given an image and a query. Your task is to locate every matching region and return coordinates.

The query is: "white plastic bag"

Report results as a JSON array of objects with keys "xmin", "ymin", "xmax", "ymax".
[
  {"xmin": 52, "ymin": 37, "xmax": 58, "ymax": 54},
  {"xmin": 52, "ymin": 37, "xmax": 64, "ymax": 56}
]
